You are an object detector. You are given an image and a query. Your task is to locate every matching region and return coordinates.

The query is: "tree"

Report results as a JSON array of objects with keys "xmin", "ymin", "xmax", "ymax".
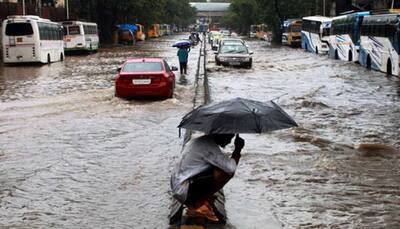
[
  {"xmin": 224, "ymin": 0, "xmax": 316, "ymax": 43},
  {"xmin": 68, "ymin": 0, "xmax": 196, "ymax": 43},
  {"xmin": 257, "ymin": 0, "xmax": 315, "ymax": 43},
  {"xmin": 221, "ymin": 0, "xmax": 260, "ymax": 35}
]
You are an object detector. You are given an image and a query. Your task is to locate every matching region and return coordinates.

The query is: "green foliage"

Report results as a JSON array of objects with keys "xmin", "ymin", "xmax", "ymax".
[
  {"xmin": 68, "ymin": 0, "xmax": 196, "ymax": 43},
  {"xmin": 222, "ymin": 0, "xmax": 259, "ymax": 34},
  {"xmin": 224, "ymin": 0, "xmax": 316, "ymax": 43}
]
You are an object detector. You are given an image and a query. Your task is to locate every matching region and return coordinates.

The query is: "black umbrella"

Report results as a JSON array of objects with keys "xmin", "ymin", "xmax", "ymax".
[{"xmin": 178, "ymin": 97, "xmax": 298, "ymax": 134}]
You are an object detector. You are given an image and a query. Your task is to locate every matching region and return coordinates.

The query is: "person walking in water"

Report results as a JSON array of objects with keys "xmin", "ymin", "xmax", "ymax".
[{"xmin": 177, "ymin": 47, "xmax": 190, "ymax": 75}]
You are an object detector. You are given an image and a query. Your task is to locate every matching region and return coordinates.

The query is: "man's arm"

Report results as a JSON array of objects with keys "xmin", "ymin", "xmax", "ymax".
[{"xmin": 231, "ymin": 134, "xmax": 244, "ymax": 164}]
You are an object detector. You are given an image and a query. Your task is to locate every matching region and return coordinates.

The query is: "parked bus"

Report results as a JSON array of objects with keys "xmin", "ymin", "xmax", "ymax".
[
  {"xmin": 159, "ymin": 24, "xmax": 172, "ymax": 36},
  {"xmin": 2, "ymin": 15, "xmax": 64, "ymax": 64},
  {"xmin": 159, "ymin": 24, "xmax": 166, "ymax": 36},
  {"xmin": 61, "ymin": 21, "xmax": 99, "ymax": 52},
  {"xmin": 282, "ymin": 19, "xmax": 302, "ymax": 47},
  {"xmin": 255, "ymin": 24, "xmax": 269, "ymax": 40},
  {"xmin": 166, "ymin": 24, "xmax": 172, "ymax": 35},
  {"xmin": 249, "ymin": 25, "xmax": 257, "ymax": 38},
  {"xmin": 359, "ymin": 14, "xmax": 400, "ymax": 76},
  {"xmin": 329, "ymin": 12, "xmax": 369, "ymax": 62},
  {"xmin": 301, "ymin": 16, "xmax": 332, "ymax": 54},
  {"xmin": 148, "ymin": 24, "xmax": 160, "ymax": 38},
  {"xmin": 135, "ymin": 24, "xmax": 146, "ymax": 41}
]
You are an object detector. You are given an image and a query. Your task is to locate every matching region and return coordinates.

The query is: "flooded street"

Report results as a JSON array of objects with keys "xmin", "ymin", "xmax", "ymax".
[
  {"xmin": 206, "ymin": 40, "xmax": 400, "ymax": 228},
  {"xmin": 0, "ymin": 34, "xmax": 199, "ymax": 228},
  {"xmin": 1, "ymin": 34, "xmax": 400, "ymax": 228}
]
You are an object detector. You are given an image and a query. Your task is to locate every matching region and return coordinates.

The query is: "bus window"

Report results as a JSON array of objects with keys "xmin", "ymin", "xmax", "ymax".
[
  {"xmin": 6, "ymin": 23, "xmax": 33, "ymax": 36},
  {"xmin": 68, "ymin": 26, "xmax": 81, "ymax": 35}
]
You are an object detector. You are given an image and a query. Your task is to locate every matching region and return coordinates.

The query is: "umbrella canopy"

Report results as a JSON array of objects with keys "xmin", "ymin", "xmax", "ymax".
[
  {"xmin": 172, "ymin": 40, "xmax": 192, "ymax": 48},
  {"xmin": 178, "ymin": 97, "xmax": 298, "ymax": 134}
]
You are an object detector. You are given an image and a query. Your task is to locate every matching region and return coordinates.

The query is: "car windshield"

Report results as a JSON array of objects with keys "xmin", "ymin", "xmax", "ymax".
[
  {"xmin": 5, "ymin": 23, "xmax": 33, "ymax": 36},
  {"xmin": 220, "ymin": 45, "xmax": 248, "ymax": 54},
  {"xmin": 123, "ymin": 62, "xmax": 163, "ymax": 72}
]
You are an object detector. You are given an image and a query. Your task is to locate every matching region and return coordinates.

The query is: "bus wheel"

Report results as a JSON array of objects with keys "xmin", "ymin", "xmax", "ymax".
[
  {"xmin": 315, "ymin": 47, "xmax": 318, "ymax": 54},
  {"xmin": 47, "ymin": 54, "xmax": 51, "ymax": 64},
  {"xmin": 335, "ymin": 50, "xmax": 339, "ymax": 60},
  {"xmin": 60, "ymin": 53, "xmax": 64, "ymax": 61},
  {"xmin": 348, "ymin": 51, "xmax": 353, "ymax": 62},
  {"xmin": 387, "ymin": 59, "xmax": 392, "ymax": 76},
  {"xmin": 366, "ymin": 55, "xmax": 371, "ymax": 70}
]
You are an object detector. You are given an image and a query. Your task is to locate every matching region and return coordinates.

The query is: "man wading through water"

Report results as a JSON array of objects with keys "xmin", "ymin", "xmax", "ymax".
[
  {"xmin": 170, "ymin": 134, "xmax": 245, "ymax": 221},
  {"xmin": 177, "ymin": 47, "xmax": 190, "ymax": 75}
]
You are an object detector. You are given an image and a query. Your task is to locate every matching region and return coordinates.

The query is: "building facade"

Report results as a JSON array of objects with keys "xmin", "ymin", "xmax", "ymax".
[{"xmin": 189, "ymin": 2, "xmax": 230, "ymax": 24}]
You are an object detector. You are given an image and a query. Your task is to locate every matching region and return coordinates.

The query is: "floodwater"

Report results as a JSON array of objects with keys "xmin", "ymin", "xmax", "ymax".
[
  {"xmin": 206, "ymin": 40, "xmax": 400, "ymax": 228},
  {"xmin": 0, "ymin": 34, "xmax": 399, "ymax": 228},
  {"xmin": 0, "ymin": 35, "xmax": 199, "ymax": 228}
]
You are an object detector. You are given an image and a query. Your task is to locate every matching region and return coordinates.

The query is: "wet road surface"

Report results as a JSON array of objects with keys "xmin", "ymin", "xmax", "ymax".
[
  {"xmin": 0, "ymin": 34, "xmax": 199, "ymax": 228},
  {"xmin": 206, "ymin": 39, "xmax": 400, "ymax": 228},
  {"xmin": 1, "ymin": 34, "xmax": 400, "ymax": 228}
]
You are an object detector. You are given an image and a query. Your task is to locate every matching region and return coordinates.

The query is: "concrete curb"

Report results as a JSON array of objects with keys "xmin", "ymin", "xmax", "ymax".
[{"xmin": 183, "ymin": 36, "xmax": 209, "ymax": 145}]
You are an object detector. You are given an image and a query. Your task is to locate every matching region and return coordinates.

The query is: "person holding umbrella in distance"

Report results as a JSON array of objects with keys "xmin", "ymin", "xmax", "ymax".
[
  {"xmin": 170, "ymin": 97, "xmax": 298, "ymax": 222},
  {"xmin": 177, "ymin": 46, "xmax": 190, "ymax": 75},
  {"xmin": 172, "ymin": 40, "xmax": 192, "ymax": 75}
]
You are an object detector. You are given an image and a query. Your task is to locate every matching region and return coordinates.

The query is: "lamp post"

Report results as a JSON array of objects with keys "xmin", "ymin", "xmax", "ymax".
[
  {"xmin": 66, "ymin": 0, "xmax": 69, "ymax": 19},
  {"xmin": 22, "ymin": 0, "xmax": 25, "ymax": 15}
]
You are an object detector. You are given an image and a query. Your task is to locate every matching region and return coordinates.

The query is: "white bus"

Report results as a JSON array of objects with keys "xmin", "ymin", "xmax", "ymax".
[
  {"xmin": 61, "ymin": 21, "xmax": 99, "ymax": 52},
  {"xmin": 301, "ymin": 16, "xmax": 332, "ymax": 54},
  {"xmin": 249, "ymin": 25, "xmax": 256, "ymax": 38},
  {"xmin": 359, "ymin": 14, "xmax": 400, "ymax": 76},
  {"xmin": 2, "ymin": 15, "xmax": 64, "ymax": 64},
  {"xmin": 329, "ymin": 12, "xmax": 369, "ymax": 62}
]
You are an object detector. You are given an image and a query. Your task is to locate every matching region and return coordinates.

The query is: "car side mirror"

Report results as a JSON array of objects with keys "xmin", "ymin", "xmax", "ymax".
[
  {"xmin": 171, "ymin": 66, "xmax": 178, "ymax": 71},
  {"xmin": 249, "ymin": 51, "xmax": 254, "ymax": 55},
  {"xmin": 117, "ymin": 67, "xmax": 121, "ymax": 72},
  {"xmin": 214, "ymin": 51, "xmax": 218, "ymax": 55}
]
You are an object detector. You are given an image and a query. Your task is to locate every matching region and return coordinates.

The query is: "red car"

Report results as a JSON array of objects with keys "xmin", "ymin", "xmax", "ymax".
[{"xmin": 115, "ymin": 58, "xmax": 177, "ymax": 99}]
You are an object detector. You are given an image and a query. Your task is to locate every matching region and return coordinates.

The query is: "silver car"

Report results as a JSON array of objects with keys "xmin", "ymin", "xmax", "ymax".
[
  {"xmin": 215, "ymin": 44, "xmax": 253, "ymax": 69},
  {"xmin": 219, "ymin": 38, "xmax": 246, "ymax": 46}
]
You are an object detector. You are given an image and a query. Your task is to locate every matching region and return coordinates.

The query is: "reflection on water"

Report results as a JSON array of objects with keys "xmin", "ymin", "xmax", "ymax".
[
  {"xmin": 207, "ymin": 40, "xmax": 400, "ymax": 228},
  {"xmin": 0, "ymin": 34, "xmax": 199, "ymax": 228},
  {"xmin": 1, "ymin": 35, "xmax": 400, "ymax": 228}
]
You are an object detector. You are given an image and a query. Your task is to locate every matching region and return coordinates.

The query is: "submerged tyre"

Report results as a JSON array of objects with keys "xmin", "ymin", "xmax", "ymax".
[{"xmin": 387, "ymin": 59, "xmax": 392, "ymax": 76}]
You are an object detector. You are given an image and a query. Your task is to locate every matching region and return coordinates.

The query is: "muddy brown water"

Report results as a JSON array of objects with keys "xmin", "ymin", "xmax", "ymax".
[
  {"xmin": 207, "ymin": 39, "xmax": 400, "ymax": 228},
  {"xmin": 1, "ymin": 35, "xmax": 400, "ymax": 228}
]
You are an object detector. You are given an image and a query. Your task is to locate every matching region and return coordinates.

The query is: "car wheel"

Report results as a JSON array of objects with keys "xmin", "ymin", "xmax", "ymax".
[
  {"xmin": 168, "ymin": 81, "xmax": 175, "ymax": 98},
  {"xmin": 216, "ymin": 60, "xmax": 221, "ymax": 66},
  {"xmin": 366, "ymin": 55, "xmax": 371, "ymax": 70},
  {"xmin": 246, "ymin": 60, "xmax": 252, "ymax": 69},
  {"xmin": 387, "ymin": 59, "xmax": 392, "ymax": 76}
]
